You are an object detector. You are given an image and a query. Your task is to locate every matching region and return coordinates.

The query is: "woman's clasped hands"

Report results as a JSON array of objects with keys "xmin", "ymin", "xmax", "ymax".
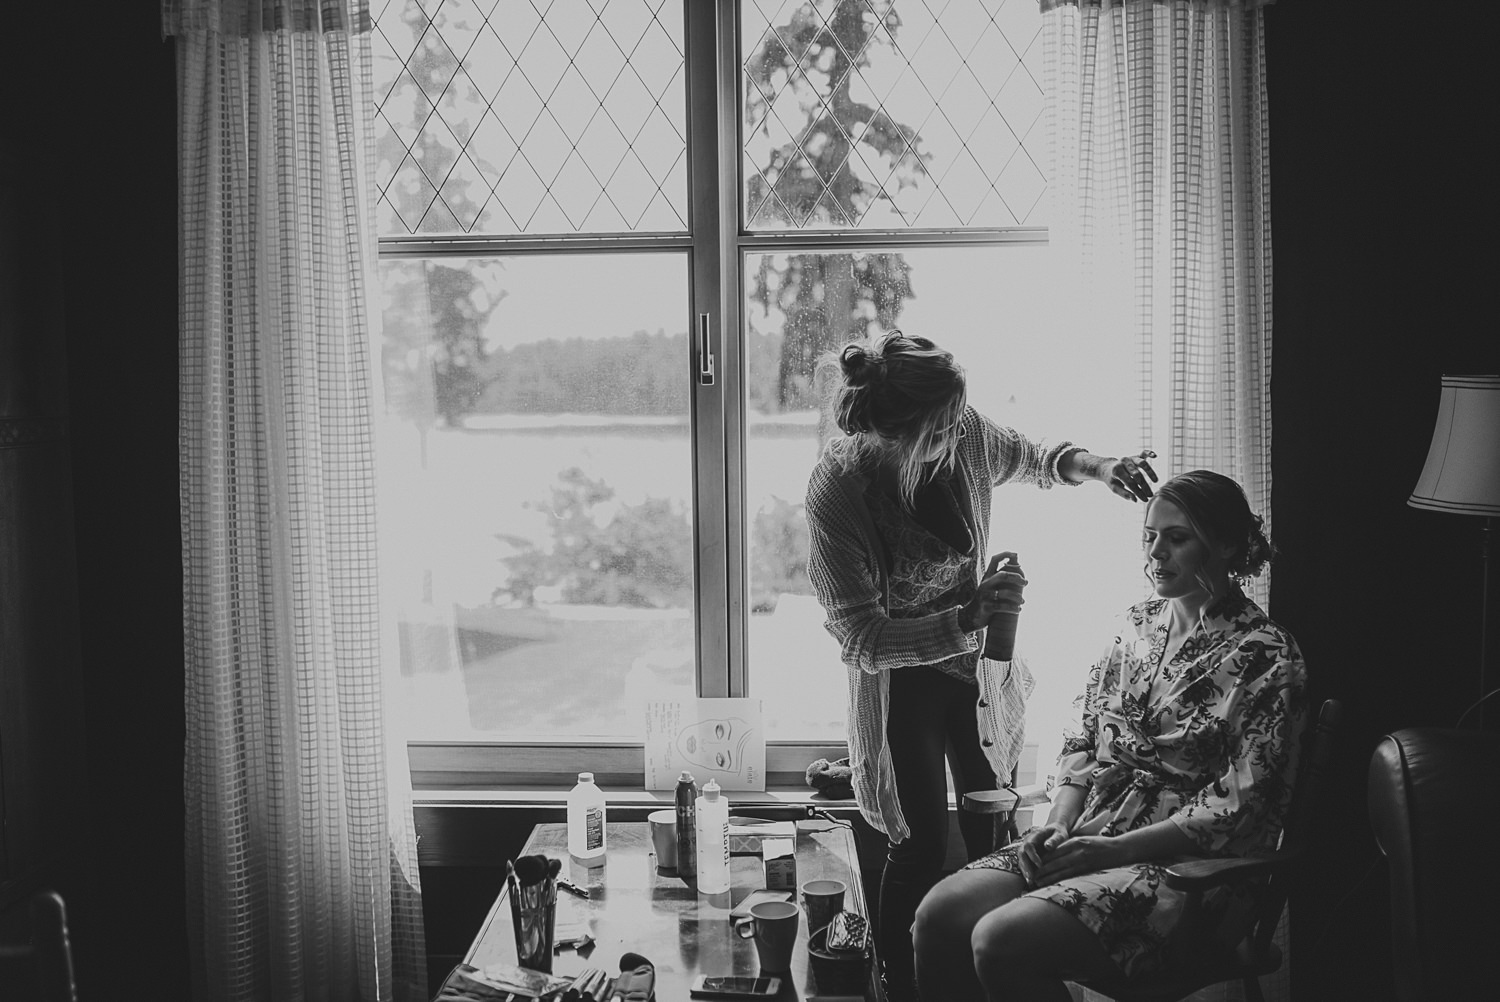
[{"xmin": 1017, "ymin": 823, "xmax": 1132, "ymax": 889}]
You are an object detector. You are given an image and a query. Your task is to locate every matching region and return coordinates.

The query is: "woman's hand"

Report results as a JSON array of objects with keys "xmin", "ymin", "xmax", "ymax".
[
  {"xmin": 1016, "ymin": 820, "xmax": 1073, "ymax": 887},
  {"xmin": 1100, "ymin": 450, "xmax": 1159, "ymax": 502},
  {"xmin": 1030, "ymin": 835, "xmax": 1132, "ymax": 886},
  {"xmin": 958, "ymin": 552, "xmax": 1027, "ymax": 633},
  {"xmin": 1061, "ymin": 449, "xmax": 1158, "ymax": 501}
]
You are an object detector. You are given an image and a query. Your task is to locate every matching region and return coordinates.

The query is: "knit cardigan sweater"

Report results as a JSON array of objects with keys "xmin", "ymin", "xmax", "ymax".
[{"xmin": 804, "ymin": 406, "xmax": 1082, "ymax": 840}]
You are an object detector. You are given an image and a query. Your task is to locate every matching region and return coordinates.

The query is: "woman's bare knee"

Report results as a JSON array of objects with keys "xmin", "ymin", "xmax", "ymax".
[
  {"xmin": 914, "ymin": 869, "xmax": 1025, "ymax": 949},
  {"xmin": 914, "ymin": 870, "xmax": 1029, "ymax": 1001},
  {"xmin": 971, "ymin": 899, "xmax": 1117, "ymax": 986}
]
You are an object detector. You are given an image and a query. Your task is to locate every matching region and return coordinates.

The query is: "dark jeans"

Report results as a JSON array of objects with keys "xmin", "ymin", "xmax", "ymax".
[{"xmin": 879, "ymin": 666, "xmax": 999, "ymax": 996}]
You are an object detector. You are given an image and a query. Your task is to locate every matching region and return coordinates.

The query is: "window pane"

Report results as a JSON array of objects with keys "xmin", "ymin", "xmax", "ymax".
[
  {"xmin": 745, "ymin": 246, "xmax": 1145, "ymax": 749},
  {"xmin": 741, "ymin": 0, "xmax": 1047, "ymax": 230},
  {"xmin": 373, "ymin": 0, "xmax": 687, "ymax": 236},
  {"xmin": 379, "ymin": 254, "xmax": 695, "ymax": 740}
]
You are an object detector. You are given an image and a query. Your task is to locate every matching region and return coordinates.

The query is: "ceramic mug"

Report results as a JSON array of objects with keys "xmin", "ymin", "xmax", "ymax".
[{"xmin": 734, "ymin": 900, "xmax": 799, "ymax": 972}]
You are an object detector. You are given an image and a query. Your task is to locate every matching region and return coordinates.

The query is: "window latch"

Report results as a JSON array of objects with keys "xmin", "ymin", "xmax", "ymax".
[{"xmin": 697, "ymin": 313, "xmax": 716, "ymax": 386}]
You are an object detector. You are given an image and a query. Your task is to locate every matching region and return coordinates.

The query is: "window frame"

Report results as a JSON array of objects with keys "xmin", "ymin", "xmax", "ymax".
[{"xmin": 387, "ymin": 0, "xmax": 1049, "ymax": 789}]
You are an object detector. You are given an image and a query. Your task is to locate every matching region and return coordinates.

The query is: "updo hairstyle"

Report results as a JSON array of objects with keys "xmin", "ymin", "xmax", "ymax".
[
  {"xmin": 823, "ymin": 330, "xmax": 964, "ymax": 438},
  {"xmin": 818, "ymin": 330, "xmax": 967, "ymax": 507},
  {"xmin": 1152, "ymin": 469, "xmax": 1275, "ymax": 580}
]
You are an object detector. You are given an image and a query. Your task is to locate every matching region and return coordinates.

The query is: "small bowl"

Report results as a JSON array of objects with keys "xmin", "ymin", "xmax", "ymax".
[{"xmin": 808, "ymin": 924, "xmax": 869, "ymax": 995}]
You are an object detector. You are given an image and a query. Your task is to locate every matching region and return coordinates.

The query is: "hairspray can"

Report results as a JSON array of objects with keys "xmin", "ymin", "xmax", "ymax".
[{"xmin": 674, "ymin": 770, "xmax": 697, "ymax": 881}]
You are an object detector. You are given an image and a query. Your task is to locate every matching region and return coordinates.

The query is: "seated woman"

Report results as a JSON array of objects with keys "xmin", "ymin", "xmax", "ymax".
[{"xmin": 912, "ymin": 470, "xmax": 1309, "ymax": 1001}]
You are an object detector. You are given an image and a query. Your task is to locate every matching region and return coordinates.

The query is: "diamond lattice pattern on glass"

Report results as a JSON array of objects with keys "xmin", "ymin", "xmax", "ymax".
[
  {"xmin": 742, "ymin": 0, "xmax": 1047, "ymax": 230},
  {"xmin": 373, "ymin": 0, "xmax": 687, "ymax": 236}
]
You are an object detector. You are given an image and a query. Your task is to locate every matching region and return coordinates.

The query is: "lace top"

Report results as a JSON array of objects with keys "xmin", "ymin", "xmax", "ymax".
[{"xmin": 865, "ymin": 479, "xmax": 980, "ymax": 684}]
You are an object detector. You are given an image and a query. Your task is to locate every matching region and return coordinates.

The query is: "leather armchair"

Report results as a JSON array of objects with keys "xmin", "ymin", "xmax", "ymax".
[
  {"xmin": 0, "ymin": 891, "xmax": 77, "ymax": 1002},
  {"xmin": 1368, "ymin": 727, "xmax": 1500, "ymax": 1000}
]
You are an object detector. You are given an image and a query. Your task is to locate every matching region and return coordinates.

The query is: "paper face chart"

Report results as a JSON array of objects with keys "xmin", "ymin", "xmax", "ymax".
[{"xmin": 645, "ymin": 698, "xmax": 765, "ymax": 790}]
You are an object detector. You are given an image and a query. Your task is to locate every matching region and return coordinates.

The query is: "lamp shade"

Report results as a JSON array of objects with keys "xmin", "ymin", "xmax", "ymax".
[{"xmin": 1408, "ymin": 375, "xmax": 1500, "ymax": 516}]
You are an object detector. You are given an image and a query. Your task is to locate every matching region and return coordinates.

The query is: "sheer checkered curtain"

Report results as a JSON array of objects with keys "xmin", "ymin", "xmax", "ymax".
[
  {"xmin": 1044, "ymin": 0, "xmax": 1274, "ymax": 610},
  {"xmin": 166, "ymin": 1, "xmax": 426, "ymax": 999},
  {"xmin": 1041, "ymin": 2, "xmax": 1279, "ymax": 1001}
]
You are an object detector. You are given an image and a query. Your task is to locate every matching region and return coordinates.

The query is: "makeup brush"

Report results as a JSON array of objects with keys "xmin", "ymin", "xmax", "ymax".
[
  {"xmin": 562, "ymin": 966, "xmax": 602, "ymax": 1002},
  {"xmin": 511, "ymin": 854, "xmax": 550, "ymax": 886}
]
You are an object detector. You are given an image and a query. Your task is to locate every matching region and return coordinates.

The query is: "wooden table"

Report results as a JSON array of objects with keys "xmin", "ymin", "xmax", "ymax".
[{"xmin": 464, "ymin": 820, "xmax": 883, "ymax": 1001}]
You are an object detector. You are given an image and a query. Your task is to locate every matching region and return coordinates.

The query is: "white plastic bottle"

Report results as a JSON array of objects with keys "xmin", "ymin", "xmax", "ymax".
[
  {"xmin": 567, "ymin": 771, "xmax": 607, "ymax": 866},
  {"xmin": 694, "ymin": 778, "xmax": 730, "ymax": 893}
]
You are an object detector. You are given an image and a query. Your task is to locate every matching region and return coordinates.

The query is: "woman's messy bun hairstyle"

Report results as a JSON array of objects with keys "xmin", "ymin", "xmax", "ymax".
[
  {"xmin": 839, "ymin": 341, "xmax": 887, "ymax": 389},
  {"xmin": 824, "ymin": 330, "xmax": 964, "ymax": 437},
  {"xmin": 818, "ymin": 330, "xmax": 967, "ymax": 507},
  {"xmin": 1153, "ymin": 469, "xmax": 1275, "ymax": 580}
]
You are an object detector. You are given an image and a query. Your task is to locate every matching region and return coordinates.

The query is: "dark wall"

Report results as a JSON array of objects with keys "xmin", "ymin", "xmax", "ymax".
[
  {"xmin": 1267, "ymin": 2, "xmax": 1499, "ymax": 999},
  {"xmin": 15, "ymin": 1, "xmax": 1495, "ymax": 1000},
  {"xmin": 16, "ymin": 0, "xmax": 188, "ymax": 998}
]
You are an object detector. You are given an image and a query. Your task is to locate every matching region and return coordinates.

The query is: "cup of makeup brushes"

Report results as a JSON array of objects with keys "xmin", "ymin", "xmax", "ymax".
[{"xmin": 507, "ymin": 855, "xmax": 560, "ymax": 972}]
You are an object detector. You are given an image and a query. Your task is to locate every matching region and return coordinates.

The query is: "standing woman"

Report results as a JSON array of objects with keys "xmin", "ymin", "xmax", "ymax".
[{"xmin": 803, "ymin": 331, "xmax": 1157, "ymax": 1000}]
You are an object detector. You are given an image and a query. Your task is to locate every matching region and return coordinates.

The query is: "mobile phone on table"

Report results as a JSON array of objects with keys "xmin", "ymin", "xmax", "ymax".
[{"xmin": 689, "ymin": 974, "xmax": 782, "ymax": 998}]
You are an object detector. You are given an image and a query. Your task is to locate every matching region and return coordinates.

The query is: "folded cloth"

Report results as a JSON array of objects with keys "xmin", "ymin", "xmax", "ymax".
[
  {"xmin": 805, "ymin": 756, "xmax": 854, "ymax": 800},
  {"xmin": 612, "ymin": 952, "xmax": 655, "ymax": 1001}
]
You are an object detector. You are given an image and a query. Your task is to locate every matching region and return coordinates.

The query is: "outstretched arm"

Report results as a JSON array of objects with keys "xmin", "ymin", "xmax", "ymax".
[{"xmin": 1059, "ymin": 448, "xmax": 1159, "ymax": 502}]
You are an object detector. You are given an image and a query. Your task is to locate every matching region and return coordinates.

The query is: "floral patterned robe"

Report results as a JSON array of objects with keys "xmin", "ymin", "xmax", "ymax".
[{"xmin": 967, "ymin": 587, "xmax": 1309, "ymax": 978}]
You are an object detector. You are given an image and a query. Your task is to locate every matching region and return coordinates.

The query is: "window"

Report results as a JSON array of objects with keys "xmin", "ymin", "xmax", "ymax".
[{"xmin": 374, "ymin": 0, "xmax": 1149, "ymax": 785}]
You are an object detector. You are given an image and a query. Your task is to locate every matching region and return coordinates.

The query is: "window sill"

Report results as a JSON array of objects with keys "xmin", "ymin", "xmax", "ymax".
[
  {"xmin": 408, "ymin": 740, "xmax": 851, "ymax": 792},
  {"xmin": 409, "ymin": 788, "xmax": 863, "ymax": 868},
  {"xmin": 411, "ymin": 785, "xmax": 856, "ymax": 811}
]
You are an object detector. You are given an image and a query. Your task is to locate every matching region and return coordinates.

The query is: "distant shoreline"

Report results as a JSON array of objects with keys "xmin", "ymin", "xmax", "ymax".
[{"xmin": 457, "ymin": 411, "xmax": 820, "ymax": 437}]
